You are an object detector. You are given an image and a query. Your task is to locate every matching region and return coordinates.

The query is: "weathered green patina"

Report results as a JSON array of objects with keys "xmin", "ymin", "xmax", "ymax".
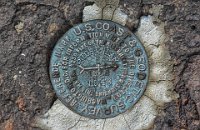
[{"xmin": 49, "ymin": 20, "xmax": 149, "ymax": 119}]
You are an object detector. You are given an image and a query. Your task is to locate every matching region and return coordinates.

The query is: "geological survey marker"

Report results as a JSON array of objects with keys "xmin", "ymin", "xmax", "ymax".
[{"xmin": 50, "ymin": 20, "xmax": 149, "ymax": 119}]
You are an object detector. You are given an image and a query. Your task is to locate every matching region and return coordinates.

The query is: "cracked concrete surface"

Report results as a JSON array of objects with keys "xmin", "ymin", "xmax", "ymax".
[
  {"xmin": 83, "ymin": 0, "xmax": 127, "ymax": 25},
  {"xmin": 35, "ymin": 3, "xmax": 178, "ymax": 130}
]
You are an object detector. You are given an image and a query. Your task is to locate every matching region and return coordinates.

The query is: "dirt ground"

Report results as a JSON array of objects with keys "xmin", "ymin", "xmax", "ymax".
[{"xmin": 0, "ymin": 0, "xmax": 199, "ymax": 130}]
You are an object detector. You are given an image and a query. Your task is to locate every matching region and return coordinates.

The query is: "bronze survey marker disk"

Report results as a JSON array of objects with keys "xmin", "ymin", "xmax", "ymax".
[{"xmin": 50, "ymin": 20, "xmax": 149, "ymax": 119}]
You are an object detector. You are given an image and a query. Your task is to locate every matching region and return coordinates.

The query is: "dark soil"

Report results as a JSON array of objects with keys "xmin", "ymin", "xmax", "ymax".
[{"xmin": 0, "ymin": 0, "xmax": 199, "ymax": 130}]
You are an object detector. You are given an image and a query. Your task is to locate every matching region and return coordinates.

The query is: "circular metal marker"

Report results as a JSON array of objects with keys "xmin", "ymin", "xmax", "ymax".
[{"xmin": 50, "ymin": 20, "xmax": 149, "ymax": 119}]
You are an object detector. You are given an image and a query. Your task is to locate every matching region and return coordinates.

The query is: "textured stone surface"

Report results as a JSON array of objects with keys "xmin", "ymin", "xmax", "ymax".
[
  {"xmin": 119, "ymin": 0, "xmax": 142, "ymax": 30},
  {"xmin": 0, "ymin": 1, "xmax": 16, "ymax": 30},
  {"xmin": 87, "ymin": 0, "xmax": 119, "ymax": 8},
  {"xmin": 83, "ymin": 4, "xmax": 102, "ymax": 21},
  {"xmin": 102, "ymin": 5, "xmax": 116, "ymax": 20},
  {"xmin": 36, "ymin": 97, "xmax": 157, "ymax": 130},
  {"xmin": 70, "ymin": 117, "xmax": 105, "ymax": 130},
  {"xmin": 0, "ymin": 0, "xmax": 85, "ymax": 129},
  {"xmin": 145, "ymin": 81, "xmax": 177, "ymax": 106},
  {"xmin": 124, "ymin": 96, "xmax": 157, "ymax": 130},
  {"xmin": 137, "ymin": 16, "xmax": 177, "ymax": 107},
  {"xmin": 15, "ymin": 22, "xmax": 24, "ymax": 34},
  {"xmin": 112, "ymin": 8, "xmax": 128, "ymax": 26},
  {"xmin": 183, "ymin": 55, "xmax": 200, "ymax": 117},
  {"xmin": 35, "ymin": 100, "xmax": 81, "ymax": 130},
  {"xmin": 104, "ymin": 115, "xmax": 130, "ymax": 130},
  {"xmin": 136, "ymin": 16, "xmax": 165, "ymax": 47},
  {"xmin": 83, "ymin": 0, "xmax": 128, "ymax": 25},
  {"xmin": 154, "ymin": 1, "xmax": 200, "ymax": 129},
  {"xmin": 15, "ymin": 0, "xmax": 60, "ymax": 7},
  {"xmin": 1, "ymin": 0, "xmax": 199, "ymax": 130}
]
